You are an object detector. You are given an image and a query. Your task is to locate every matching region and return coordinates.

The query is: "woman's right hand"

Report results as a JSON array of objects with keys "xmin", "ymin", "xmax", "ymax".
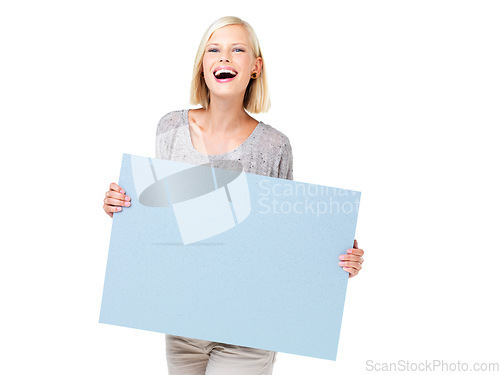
[{"xmin": 103, "ymin": 182, "xmax": 131, "ymax": 218}]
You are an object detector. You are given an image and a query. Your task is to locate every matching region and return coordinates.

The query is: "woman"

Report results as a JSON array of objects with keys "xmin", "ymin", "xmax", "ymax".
[{"xmin": 103, "ymin": 15, "xmax": 364, "ymax": 375}]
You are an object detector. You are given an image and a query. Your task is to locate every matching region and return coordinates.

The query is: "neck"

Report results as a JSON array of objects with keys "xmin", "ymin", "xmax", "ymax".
[{"xmin": 203, "ymin": 96, "xmax": 250, "ymax": 135}]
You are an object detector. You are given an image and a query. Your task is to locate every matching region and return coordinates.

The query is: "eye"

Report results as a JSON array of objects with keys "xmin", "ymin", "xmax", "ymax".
[{"xmin": 207, "ymin": 48, "xmax": 245, "ymax": 52}]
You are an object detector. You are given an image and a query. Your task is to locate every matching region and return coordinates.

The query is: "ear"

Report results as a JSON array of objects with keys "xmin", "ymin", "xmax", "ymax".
[{"xmin": 253, "ymin": 57, "xmax": 263, "ymax": 76}]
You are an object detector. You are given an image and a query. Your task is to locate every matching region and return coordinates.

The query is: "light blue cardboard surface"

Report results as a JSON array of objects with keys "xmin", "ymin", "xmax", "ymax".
[{"xmin": 99, "ymin": 153, "xmax": 361, "ymax": 361}]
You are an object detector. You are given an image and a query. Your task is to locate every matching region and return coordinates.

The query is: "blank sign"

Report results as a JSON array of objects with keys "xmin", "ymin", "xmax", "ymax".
[{"xmin": 99, "ymin": 153, "xmax": 361, "ymax": 361}]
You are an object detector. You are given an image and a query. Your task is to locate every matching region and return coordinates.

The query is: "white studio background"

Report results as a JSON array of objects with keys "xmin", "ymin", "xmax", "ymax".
[{"xmin": 1, "ymin": 1, "xmax": 499, "ymax": 374}]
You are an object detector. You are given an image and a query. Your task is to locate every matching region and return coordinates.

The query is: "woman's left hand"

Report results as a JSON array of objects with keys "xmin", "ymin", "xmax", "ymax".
[{"xmin": 339, "ymin": 239, "xmax": 364, "ymax": 278}]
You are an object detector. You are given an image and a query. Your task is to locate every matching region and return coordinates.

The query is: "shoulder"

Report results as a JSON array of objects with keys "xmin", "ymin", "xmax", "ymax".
[
  {"xmin": 156, "ymin": 109, "xmax": 186, "ymax": 136},
  {"xmin": 259, "ymin": 122, "xmax": 294, "ymax": 180},
  {"xmin": 259, "ymin": 122, "xmax": 293, "ymax": 155}
]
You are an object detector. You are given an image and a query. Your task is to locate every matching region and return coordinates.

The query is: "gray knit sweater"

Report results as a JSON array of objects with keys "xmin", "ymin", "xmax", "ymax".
[{"xmin": 155, "ymin": 109, "xmax": 293, "ymax": 181}]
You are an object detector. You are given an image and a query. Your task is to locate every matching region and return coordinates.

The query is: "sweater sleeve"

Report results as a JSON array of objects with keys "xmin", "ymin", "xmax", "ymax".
[
  {"xmin": 155, "ymin": 111, "xmax": 175, "ymax": 159},
  {"xmin": 277, "ymin": 137, "xmax": 294, "ymax": 181}
]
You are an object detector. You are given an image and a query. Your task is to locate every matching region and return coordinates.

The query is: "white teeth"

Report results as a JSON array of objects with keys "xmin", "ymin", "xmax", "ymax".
[{"xmin": 214, "ymin": 69, "xmax": 237, "ymax": 77}]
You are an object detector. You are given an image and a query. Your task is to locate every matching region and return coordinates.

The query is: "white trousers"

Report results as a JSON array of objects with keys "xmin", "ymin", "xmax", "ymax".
[{"xmin": 165, "ymin": 334, "xmax": 277, "ymax": 375}]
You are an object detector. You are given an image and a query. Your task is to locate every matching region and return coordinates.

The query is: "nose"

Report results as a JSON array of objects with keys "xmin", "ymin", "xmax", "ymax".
[{"xmin": 219, "ymin": 51, "xmax": 230, "ymax": 62}]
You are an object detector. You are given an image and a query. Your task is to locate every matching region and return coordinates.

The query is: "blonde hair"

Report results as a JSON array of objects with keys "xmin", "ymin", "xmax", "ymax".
[{"xmin": 189, "ymin": 16, "xmax": 270, "ymax": 113}]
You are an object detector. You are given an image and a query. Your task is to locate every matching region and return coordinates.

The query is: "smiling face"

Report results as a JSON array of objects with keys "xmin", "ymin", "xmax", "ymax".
[{"xmin": 202, "ymin": 24, "xmax": 262, "ymax": 100}]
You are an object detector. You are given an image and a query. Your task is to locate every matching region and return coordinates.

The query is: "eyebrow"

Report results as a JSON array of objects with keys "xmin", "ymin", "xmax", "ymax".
[{"xmin": 206, "ymin": 43, "xmax": 247, "ymax": 47}]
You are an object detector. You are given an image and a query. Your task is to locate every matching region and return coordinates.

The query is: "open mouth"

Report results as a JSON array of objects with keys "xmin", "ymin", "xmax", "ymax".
[{"xmin": 214, "ymin": 69, "xmax": 238, "ymax": 80}]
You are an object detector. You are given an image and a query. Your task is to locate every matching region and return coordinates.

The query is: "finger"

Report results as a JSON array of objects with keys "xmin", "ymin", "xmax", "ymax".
[
  {"xmin": 104, "ymin": 197, "xmax": 131, "ymax": 207},
  {"xmin": 105, "ymin": 190, "xmax": 130, "ymax": 202},
  {"xmin": 343, "ymin": 267, "xmax": 359, "ymax": 277},
  {"xmin": 353, "ymin": 239, "xmax": 358, "ymax": 248},
  {"xmin": 347, "ymin": 248, "xmax": 364, "ymax": 256},
  {"xmin": 339, "ymin": 261, "xmax": 362, "ymax": 270},
  {"xmin": 339, "ymin": 254, "xmax": 364, "ymax": 264},
  {"xmin": 110, "ymin": 182, "xmax": 125, "ymax": 194},
  {"xmin": 105, "ymin": 204, "xmax": 123, "ymax": 212},
  {"xmin": 103, "ymin": 204, "xmax": 122, "ymax": 214}
]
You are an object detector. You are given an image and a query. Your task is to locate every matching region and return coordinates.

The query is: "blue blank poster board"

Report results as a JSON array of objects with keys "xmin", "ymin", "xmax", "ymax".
[{"xmin": 99, "ymin": 153, "xmax": 361, "ymax": 361}]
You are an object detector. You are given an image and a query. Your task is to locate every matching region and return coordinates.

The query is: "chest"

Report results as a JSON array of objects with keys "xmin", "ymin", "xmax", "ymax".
[{"xmin": 189, "ymin": 130, "xmax": 252, "ymax": 156}]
